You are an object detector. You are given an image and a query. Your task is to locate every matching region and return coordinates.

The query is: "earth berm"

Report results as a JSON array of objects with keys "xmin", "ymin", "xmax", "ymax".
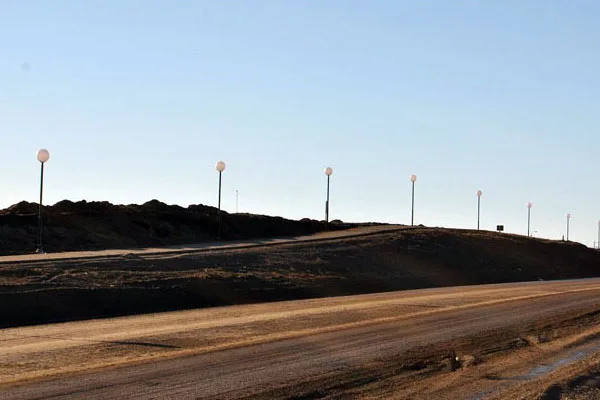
[{"xmin": 0, "ymin": 200, "xmax": 598, "ymax": 328}]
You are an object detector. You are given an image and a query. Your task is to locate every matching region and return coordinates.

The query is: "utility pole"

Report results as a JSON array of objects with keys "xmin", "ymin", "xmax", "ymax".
[
  {"xmin": 215, "ymin": 161, "xmax": 226, "ymax": 240},
  {"xmin": 324, "ymin": 167, "xmax": 333, "ymax": 223},
  {"xmin": 410, "ymin": 174, "xmax": 417, "ymax": 226},
  {"xmin": 236, "ymin": 190, "xmax": 239, "ymax": 214}
]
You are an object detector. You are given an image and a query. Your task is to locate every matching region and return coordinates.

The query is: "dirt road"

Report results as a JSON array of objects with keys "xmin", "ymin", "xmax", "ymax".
[
  {"xmin": 0, "ymin": 225, "xmax": 401, "ymax": 265},
  {"xmin": 3, "ymin": 279, "xmax": 600, "ymax": 399}
]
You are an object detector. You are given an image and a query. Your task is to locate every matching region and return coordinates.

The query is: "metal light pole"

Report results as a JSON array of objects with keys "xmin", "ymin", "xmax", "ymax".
[
  {"xmin": 215, "ymin": 160, "xmax": 226, "ymax": 239},
  {"xmin": 36, "ymin": 149, "xmax": 50, "ymax": 253},
  {"xmin": 476, "ymin": 190, "xmax": 482, "ymax": 230},
  {"xmin": 410, "ymin": 174, "xmax": 417, "ymax": 226},
  {"xmin": 527, "ymin": 202, "xmax": 532, "ymax": 237},
  {"xmin": 597, "ymin": 220, "xmax": 600, "ymax": 249},
  {"xmin": 235, "ymin": 190, "xmax": 239, "ymax": 214},
  {"xmin": 324, "ymin": 167, "xmax": 333, "ymax": 223},
  {"xmin": 566, "ymin": 213, "xmax": 571, "ymax": 241}
]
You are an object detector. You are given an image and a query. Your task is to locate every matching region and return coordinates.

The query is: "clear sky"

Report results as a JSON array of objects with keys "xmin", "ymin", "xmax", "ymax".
[{"xmin": 1, "ymin": 1, "xmax": 599, "ymax": 246}]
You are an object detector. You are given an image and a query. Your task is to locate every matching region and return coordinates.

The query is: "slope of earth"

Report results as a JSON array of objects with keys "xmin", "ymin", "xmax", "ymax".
[
  {"xmin": 0, "ymin": 226, "xmax": 598, "ymax": 328},
  {"xmin": 0, "ymin": 199, "xmax": 360, "ymax": 255}
]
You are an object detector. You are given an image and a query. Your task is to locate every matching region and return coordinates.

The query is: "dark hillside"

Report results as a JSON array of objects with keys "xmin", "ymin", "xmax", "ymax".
[
  {"xmin": 0, "ymin": 199, "xmax": 356, "ymax": 255},
  {"xmin": 1, "ymin": 226, "xmax": 598, "ymax": 328}
]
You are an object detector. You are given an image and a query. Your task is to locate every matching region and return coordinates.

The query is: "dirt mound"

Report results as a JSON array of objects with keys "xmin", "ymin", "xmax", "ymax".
[
  {"xmin": 0, "ymin": 199, "xmax": 357, "ymax": 255},
  {"xmin": 5, "ymin": 201, "xmax": 38, "ymax": 215},
  {"xmin": 0, "ymin": 227, "xmax": 599, "ymax": 328}
]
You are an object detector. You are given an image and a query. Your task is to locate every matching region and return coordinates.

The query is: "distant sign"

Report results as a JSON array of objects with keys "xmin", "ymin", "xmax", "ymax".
[{"xmin": 496, "ymin": 225, "xmax": 504, "ymax": 232}]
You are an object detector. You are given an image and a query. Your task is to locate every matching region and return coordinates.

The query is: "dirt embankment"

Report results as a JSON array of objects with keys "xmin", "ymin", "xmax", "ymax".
[
  {"xmin": 1, "ymin": 227, "xmax": 599, "ymax": 328},
  {"xmin": 0, "ymin": 199, "xmax": 356, "ymax": 255}
]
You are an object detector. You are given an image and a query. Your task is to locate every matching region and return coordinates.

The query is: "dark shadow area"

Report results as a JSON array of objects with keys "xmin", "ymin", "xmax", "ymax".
[
  {"xmin": 539, "ymin": 384, "xmax": 563, "ymax": 400},
  {"xmin": 0, "ymin": 199, "xmax": 370, "ymax": 256}
]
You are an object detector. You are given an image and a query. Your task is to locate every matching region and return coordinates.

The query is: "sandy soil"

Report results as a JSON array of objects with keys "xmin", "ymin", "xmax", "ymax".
[
  {"xmin": 0, "ymin": 280, "xmax": 571, "ymax": 385},
  {"xmin": 2, "ymin": 279, "xmax": 600, "ymax": 399}
]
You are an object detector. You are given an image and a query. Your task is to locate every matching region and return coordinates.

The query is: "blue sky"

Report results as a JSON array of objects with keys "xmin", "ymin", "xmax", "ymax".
[{"xmin": 1, "ymin": 1, "xmax": 599, "ymax": 246}]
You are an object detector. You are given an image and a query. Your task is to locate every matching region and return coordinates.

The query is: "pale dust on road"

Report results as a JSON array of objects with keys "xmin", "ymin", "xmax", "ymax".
[{"xmin": 2, "ymin": 279, "xmax": 600, "ymax": 391}]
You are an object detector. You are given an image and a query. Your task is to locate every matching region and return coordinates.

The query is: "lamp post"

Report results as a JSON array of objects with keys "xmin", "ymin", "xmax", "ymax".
[
  {"xmin": 324, "ymin": 167, "xmax": 333, "ymax": 223},
  {"xmin": 566, "ymin": 213, "xmax": 571, "ymax": 241},
  {"xmin": 36, "ymin": 149, "xmax": 50, "ymax": 253},
  {"xmin": 410, "ymin": 174, "xmax": 417, "ymax": 226},
  {"xmin": 527, "ymin": 202, "xmax": 532, "ymax": 237},
  {"xmin": 476, "ymin": 190, "xmax": 482, "ymax": 230},
  {"xmin": 597, "ymin": 220, "xmax": 600, "ymax": 249},
  {"xmin": 215, "ymin": 160, "xmax": 226, "ymax": 239}
]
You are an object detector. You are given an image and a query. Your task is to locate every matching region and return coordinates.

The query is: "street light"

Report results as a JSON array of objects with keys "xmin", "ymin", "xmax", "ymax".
[
  {"xmin": 527, "ymin": 202, "xmax": 532, "ymax": 237},
  {"xmin": 215, "ymin": 160, "xmax": 226, "ymax": 239},
  {"xmin": 476, "ymin": 190, "xmax": 482, "ymax": 230},
  {"xmin": 597, "ymin": 220, "xmax": 600, "ymax": 250},
  {"xmin": 36, "ymin": 149, "xmax": 50, "ymax": 253},
  {"xmin": 324, "ymin": 167, "xmax": 333, "ymax": 223},
  {"xmin": 409, "ymin": 174, "xmax": 417, "ymax": 226},
  {"xmin": 566, "ymin": 213, "xmax": 571, "ymax": 241}
]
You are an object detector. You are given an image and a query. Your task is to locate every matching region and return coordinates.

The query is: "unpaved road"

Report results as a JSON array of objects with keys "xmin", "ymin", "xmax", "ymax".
[
  {"xmin": 3, "ymin": 279, "xmax": 600, "ymax": 399},
  {"xmin": 0, "ymin": 225, "xmax": 402, "ymax": 264}
]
